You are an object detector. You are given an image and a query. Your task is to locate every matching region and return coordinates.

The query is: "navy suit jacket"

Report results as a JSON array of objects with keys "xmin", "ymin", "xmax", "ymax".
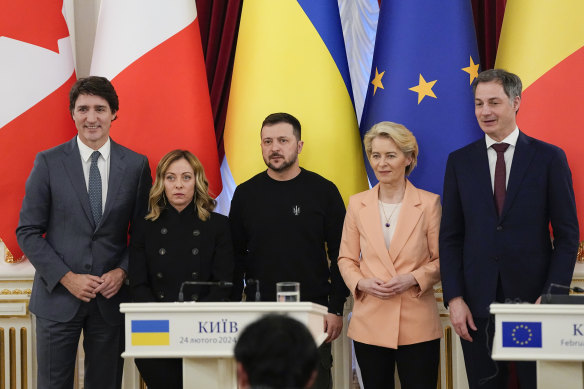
[
  {"xmin": 17, "ymin": 137, "xmax": 151, "ymax": 325},
  {"xmin": 440, "ymin": 131, "xmax": 579, "ymax": 318}
]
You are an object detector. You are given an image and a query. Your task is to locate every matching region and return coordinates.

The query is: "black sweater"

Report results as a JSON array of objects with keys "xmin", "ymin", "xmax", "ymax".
[{"xmin": 229, "ymin": 169, "xmax": 349, "ymax": 314}]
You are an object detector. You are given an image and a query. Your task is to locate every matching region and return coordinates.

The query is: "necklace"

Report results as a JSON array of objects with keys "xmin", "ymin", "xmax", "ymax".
[{"xmin": 379, "ymin": 201, "xmax": 400, "ymax": 228}]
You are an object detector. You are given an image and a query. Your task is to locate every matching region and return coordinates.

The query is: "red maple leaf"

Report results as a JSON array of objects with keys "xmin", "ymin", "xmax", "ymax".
[{"xmin": 0, "ymin": 1, "xmax": 69, "ymax": 53}]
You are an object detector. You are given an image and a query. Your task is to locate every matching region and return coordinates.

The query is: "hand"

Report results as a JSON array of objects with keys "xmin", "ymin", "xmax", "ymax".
[
  {"xmin": 384, "ymin": 274, "xmax": 417, "ymax": 295},
  {"xmin": 323, "ymin": 313, "xmax": 343, "ymax": 343},
  {"xmin": 535, "ymin": 296, "xmax": 542, "ymax": 304},
  {"xmin": 60, "ymin": 272, "xmax": 104, "ymax": 302},
  {"xmin": 356, "ymin": 278, "xmax": 395, "ymax": 299},
  {"xmin": 448, "ymin": 297, "xmax": 477, "ymax": 342},
  {"xmin": 94, "ymin": 268, "xmax": 126, "ymax": 299}
]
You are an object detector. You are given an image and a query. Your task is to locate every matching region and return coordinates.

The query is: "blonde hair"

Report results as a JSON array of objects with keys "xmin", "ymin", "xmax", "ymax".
[
  {"xmin": 363, "ymin": 121, "xmax": 418, "ymax": 176},
  {"xmin": 146, "ymin": 150, "xmax": 216, "ymax": 221}
]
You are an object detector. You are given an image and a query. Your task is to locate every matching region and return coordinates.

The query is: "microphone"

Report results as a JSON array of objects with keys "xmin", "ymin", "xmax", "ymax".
[
  {"xmin": 542, "ymin": 283, "xmax": 584, "ymax": 304},
  {"xmin": 245, "ymin": 279, "xmax": 261, "ymax": 302},
  {"xmin": 178, "ymin": 281, "xmax": 234, "ymax": 302}
]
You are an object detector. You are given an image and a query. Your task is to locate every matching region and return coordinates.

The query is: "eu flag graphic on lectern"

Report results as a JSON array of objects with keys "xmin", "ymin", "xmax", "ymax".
[
  {"xmin": 359, "ymin": 0, "xmax": 482, "ymax": 195},
  {"xmin": 502, "ymin": 322, "xmax": 542, "ymax": 348}
]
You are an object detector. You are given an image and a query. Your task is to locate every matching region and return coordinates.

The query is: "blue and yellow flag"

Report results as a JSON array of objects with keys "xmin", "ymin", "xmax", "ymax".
[
  {"xmin": 502, "ymin": 321, "xmax": 542, "ymax": 348},
  {"xmin": 359, "ymin": 1, "xmax": 482, "ymax": 195},
  {"xmin": 222, "ymin": 0, "xmax": 368, "ymax": 204},
  {"xmin": 131, "ymin": 320, "xmax": 170, "ymax": 346}
]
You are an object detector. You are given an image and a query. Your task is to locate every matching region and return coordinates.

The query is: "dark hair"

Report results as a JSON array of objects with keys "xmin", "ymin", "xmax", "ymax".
[
  {"xmin": 234, "ymin": 315, "xmax": 318, "ymax": 388},
  {"xmin": 261, "ymin": 113, "xmax": 301, "ymax": 140},
  {"xmin": 69, "ymin": 76, "xmax": 119, "ymax": 114},
  {"xmin": 472, "ymin": 69, "xmax": 522, "ymax": 101}
]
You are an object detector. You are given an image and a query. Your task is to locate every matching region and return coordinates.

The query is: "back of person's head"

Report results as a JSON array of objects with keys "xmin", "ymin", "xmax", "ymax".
[
  {"xmin": 69, "ymin": 76, "xmax": 119, "ymax": 114},
  {"xmin": 234, "ymin": 315, "xmax": 318, "ymax": 389}
]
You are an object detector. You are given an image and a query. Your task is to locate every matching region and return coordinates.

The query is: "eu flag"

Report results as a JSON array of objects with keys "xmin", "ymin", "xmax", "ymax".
[
  {"xmin": 359, "ymin": 0, "xmax": 483, "ymax": 195},
  {"xmin": 502, "ymin": 321, "xmax": 542, "ymax": 348}
]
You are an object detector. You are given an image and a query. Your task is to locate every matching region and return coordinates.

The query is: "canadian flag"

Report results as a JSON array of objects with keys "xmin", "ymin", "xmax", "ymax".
[
  {"xmin": 90, "ymin": 0, "xmax": 221, "ymax": 196},
  {"xmin": 0, "ymin": 1, "xmax": 76, "ymax": 260}
]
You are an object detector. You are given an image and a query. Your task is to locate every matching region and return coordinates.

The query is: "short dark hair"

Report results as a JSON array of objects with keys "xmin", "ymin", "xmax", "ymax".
[
  {"xmin": 472, "ymin": 69, "xmax": 522, "ymax": 101},
  {"xmin": 69, "ymin": 76, "xmax": 119, "ymax": 114},
  {"xmin": 234, "ymin": 315, "xmax": 318, "ymax": 388},
  {"xmin": 261, "ymin": 113, "xmax": 301, "ymax": 140}
]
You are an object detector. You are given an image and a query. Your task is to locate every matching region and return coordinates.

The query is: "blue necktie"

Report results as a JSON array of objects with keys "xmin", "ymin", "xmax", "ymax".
[{"xmin": 89, "ymin": 151, "xmax": 102, "ymax": 226}]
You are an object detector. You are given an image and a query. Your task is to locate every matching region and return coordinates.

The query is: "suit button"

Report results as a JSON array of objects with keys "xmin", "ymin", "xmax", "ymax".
[
  {"xmin": 84, "ymin": 264, "xmax": 91, "ymax": 270},
  {"xmin": 160, "ymin": 227, "xmax": 168, "ymax": 235},
  {"xmin": 158, "ymin": 291, "xmax": 165, "ymax": 300},
  {"xmin": 497, "ymin": 225, "xmax": 503, "ymax": 231},
  {"xmin": 191, "ymin": 294, "xmax": 199, "ymax": 301},
  {"xmin": 192, "ymin": 272, "xmax": 198, "ymax": 280},
  {"xmin": 192, "ymin": 230, "xmax": 200, "ymax": 236},
  {"xmin": 192, "ymin": 248, "xmax": 199, "ymax": 255},
  {"xmin": 156, "ymin": 272, "xmax": 163, "ymax": 279},
  {"xmin": 159, "ymin": 248, "xmax": 166, "ymax": 255}
]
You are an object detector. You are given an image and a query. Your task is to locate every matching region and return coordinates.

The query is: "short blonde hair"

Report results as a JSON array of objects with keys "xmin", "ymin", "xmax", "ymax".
[
  {"xmin": 146, "ymin": 150, "xmax": 216, "ymax": 221},
  {"xmin": 363, "ymin": 121, "xmax": 418, "ymax": 176}
]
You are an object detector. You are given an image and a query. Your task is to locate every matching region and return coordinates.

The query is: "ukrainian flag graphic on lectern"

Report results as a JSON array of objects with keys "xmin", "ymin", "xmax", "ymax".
[
  {"xmin": 131, "ymin": 320, "xmax": 170, "ymax": 346},
  {"xmin": 502, "ymin": 322, "xmax": 542, "ymax": 348}
]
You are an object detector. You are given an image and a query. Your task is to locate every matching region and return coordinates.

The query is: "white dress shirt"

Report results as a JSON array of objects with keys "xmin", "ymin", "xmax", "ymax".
[
  {"xmin": 77, "ymin": 136, "xmax": 111, "ymax": 211},
  {"xmin": 485, "ymin": 127, "xmax": 519, "ymax": 191}
]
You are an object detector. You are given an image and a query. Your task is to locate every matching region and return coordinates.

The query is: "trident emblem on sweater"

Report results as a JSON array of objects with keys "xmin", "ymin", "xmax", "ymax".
[{"xmin": 292, "ymin": 205, "xmax": 301, "ymax": 216}]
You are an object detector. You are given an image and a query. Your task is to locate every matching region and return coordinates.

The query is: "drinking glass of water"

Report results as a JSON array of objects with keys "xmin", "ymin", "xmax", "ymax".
[{"xmin": 276, "ymin": 282, "xmax": 300, "ymax": 302}]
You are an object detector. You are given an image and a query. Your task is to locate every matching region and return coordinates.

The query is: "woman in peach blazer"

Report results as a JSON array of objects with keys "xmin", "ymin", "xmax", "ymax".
[{"xmin": 338, "ymin": 122, "xmax": 442, "ymax": 389}]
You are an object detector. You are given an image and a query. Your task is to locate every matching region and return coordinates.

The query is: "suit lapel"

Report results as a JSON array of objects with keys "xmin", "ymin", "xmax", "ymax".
[
  {"xmin": 471, "ymin": 139, "xmax": 498, "ymax": 216},
  {"xmin": 62, "ymin": 137, "xmax": 95, "ymax": 228},
  {"xmin": 388, "ymin": 180, "xmax": 422, "ymax": 261},
  {"xmin": 501, "ymin": 131, "xmax": 535, "ymax": 219},
  {"xmin": 358, "ymin": 185, "xmax": 397, "ymax": 278},
  {"xmin": 102, "ymin": 140, "xmax": 127, "ymax": 224}
]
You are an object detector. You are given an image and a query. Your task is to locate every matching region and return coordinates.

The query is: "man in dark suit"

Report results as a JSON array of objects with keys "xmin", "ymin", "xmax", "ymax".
[
  {"xmin": 440, "ymin": 69, "xmax": 579, "ymax": 388},
  {"xmin": 17, "ymin": 76, "xmax": 151, "ymax": 389}
]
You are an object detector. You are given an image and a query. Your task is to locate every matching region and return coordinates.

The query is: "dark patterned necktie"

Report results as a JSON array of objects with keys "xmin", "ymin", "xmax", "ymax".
[
  {"xmin": 89, "ymin": 151, "xmax": 102, "ymax": 226},
  {"xmin": 492, "ymin": 143, "xmax": 510, "ymax": 216}
]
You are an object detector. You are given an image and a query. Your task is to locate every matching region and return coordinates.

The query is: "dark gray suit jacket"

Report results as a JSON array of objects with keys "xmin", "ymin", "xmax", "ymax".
[{"xmin": 17, "ymin": 136, "xmax": 151, "ymax": 325}]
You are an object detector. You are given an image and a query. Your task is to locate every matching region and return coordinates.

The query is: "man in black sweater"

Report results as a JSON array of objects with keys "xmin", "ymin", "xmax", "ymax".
[{"xmin": 229, "ymin": 112, "xmax": 349, "ymax": 389}]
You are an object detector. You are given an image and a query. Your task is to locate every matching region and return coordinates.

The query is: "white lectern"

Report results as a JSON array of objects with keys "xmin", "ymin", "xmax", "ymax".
[
  {"xmin": 491, "ymin": 303, "xmax": 584, "ymax": 388},
  {"xmin": 121, "ymin": 302, "xmax": 328, "ymax": 389}
]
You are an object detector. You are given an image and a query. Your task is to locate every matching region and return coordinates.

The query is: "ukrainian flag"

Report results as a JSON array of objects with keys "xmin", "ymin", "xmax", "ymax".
[
  {"xmin": 222, "ymin": 0, "xmax": 368, "ymax": 204},
  {"xmin": 496, "ymin": 0, "xmax": 584, "ymax": 240},
  {"xmin": 131, "ymin": 320, "xmax": 170, "ymax": 346}
]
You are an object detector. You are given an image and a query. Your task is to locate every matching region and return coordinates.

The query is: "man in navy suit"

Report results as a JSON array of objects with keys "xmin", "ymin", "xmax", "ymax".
[
  {"xmin": 440, "ymin": 69, "xmax": 579, "ymax": 388},
  {"xmin": 17, "ymin": 77, "xmax": 151, "ymax": 389}
]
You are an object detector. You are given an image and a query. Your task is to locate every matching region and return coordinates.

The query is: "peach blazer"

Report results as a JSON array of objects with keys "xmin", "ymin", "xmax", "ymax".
[{"xmin": 338, "ymin": 180, "xmax": 442, "ymax": 349}]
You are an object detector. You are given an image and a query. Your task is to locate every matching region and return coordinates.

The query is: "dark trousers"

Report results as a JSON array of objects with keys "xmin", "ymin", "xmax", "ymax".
[
  {"xmin": 354, "ymin": 339, "xmax": 440, "ymax": 389},
  {"xmin": 135, "ymin": 358, "xmax": 183, "ymax": 389},
  {"xmin": 310, "ymin": 342, "xmax": 333, "ymax": 389},
  {"xmin": 460, "ymin": 316, "xmax": 536, "ymax": 389},
  {"xmin": 35, "ymin": 299, "xmax": 123, "ymax": 389}
]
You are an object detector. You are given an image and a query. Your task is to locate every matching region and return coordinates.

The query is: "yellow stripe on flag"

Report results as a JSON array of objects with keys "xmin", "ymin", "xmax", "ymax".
[
  {"xmin": 131, "ymin": 332, "xmax": 170, "ymax": 346},
  {"xmin": 224, "ymin": 0, "xmax": 367, "ymax": 203},
  {"xmin": 496, "ymin": 0, "xmax": 584, "ymax": 89}
]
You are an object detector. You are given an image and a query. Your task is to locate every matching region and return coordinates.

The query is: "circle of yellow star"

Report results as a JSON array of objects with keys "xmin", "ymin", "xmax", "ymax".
[
  {"xmin": 371, "ymin": 67, "xmax": 385, "ymax": 95},
  {"xmin": 462, "ymin": 56, "xmax": 480, "ymax": 85},
  {"xmin": 409, "ymin": 74, "xmax": 437, "ymax": 104}
]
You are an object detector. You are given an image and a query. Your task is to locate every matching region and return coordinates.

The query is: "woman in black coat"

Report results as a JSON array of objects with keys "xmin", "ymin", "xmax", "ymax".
[{"xmin": 129, "ymin": 149, "xmax": 233, "ymax": 389}]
